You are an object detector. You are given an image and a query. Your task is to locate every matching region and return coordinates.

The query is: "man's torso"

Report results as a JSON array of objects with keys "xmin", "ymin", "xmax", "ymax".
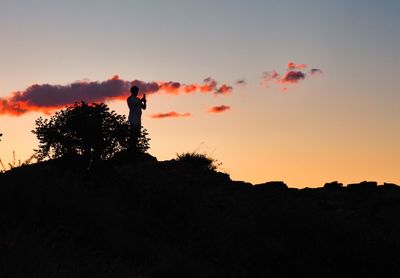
[{"xmin": 127, "ymin": 96, "xmax": 142, "ymax": 126}]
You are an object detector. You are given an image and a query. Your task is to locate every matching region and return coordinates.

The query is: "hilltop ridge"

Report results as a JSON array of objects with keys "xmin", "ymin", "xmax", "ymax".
[{"xmin": 0, "ymin": 153, "xmax": 399, "ymax": 277}]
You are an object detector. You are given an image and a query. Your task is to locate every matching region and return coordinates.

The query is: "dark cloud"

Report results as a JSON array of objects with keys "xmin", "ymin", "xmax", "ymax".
[
  {"xmin": 282, "ymin": 71, "xmax": 306, "ymax": 83},
  {"xmin": 130, "ymin": 79, "xmax": 160, "ymax": 95},
  {"xmin": 0, "ymin": 75, "xmax": 234, "ymax": 116},
  {"xmin": 1, "ymin": 75, "xmax": 131, "ymax": 115},
  {"xmin": 310, "ymin": 68, "xmax": 323, "ymax": 76},
  {"xmin": 235, "ymin": 79, "xmax": 247, "ymax": 86}
]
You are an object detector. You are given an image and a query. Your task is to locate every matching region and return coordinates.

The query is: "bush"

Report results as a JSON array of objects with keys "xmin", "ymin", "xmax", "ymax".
[
  {"xmin": 32, "ymin": 102, "xmax": 149, "ymax": 161},
  {"xmin": 175, "ymin": 152, "xmax": 220, "ymax": 171}
]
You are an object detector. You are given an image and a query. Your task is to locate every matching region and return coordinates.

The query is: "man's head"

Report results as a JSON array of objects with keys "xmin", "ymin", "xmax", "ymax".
[{"xmin": 130, "ymin": 86, "xmax": 139, "ymax": 97}]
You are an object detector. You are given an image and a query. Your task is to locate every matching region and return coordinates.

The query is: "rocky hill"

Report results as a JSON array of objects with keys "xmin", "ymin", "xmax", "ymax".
[{"xmin": 0, "ymin": 153, "xmax": 399, "ymax": 277}]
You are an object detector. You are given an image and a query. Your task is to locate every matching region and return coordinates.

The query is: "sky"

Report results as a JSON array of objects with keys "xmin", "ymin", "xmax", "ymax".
[{"xmin": 1, "ymin": 0, "xmax": 400, "ymax": 187}]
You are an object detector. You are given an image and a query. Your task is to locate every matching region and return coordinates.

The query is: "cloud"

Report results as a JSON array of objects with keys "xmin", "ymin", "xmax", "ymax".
[
  {"xmin": 130, "ymin": 79, "xmax": 160, "ymax": 95},
  {"xmin": 235, "ymin": 79, "xmax": 247, "ymax": 86},
  {"xmin": 216, "ymin": 84, "xmax": 233, "ymax": 95},
  {"xmin": 0, "ymin": 75, "xmax": 234, "ymax": 116},
  {"xmin": 0, "ymin": 75, "xmax": 130, "ymax": 116},
  {"xmin": 261, "ymin": 70, "xmax": 281, "ymax": 87},
  {"xmin": 149, "ymin": 111, "xmax": 191, "ymax": 119},
  {"xmin": 287, "ymin": 62, "xmax": 307, "ymax": 70},
  {"xmin": 208, "ymin": 105, "xmax": 231, "ymax": 113},
  {"xmin": 261, "ymin": 62, "xmax": 322, "ymax": 90},
  {"xmin": 158, "ymin": 81, "xmax": 181, "ymax": 95},
  {"xmin": 182, "ymin": 84, "xmax": 197, "ymax": 93},
  {"xmin": 281, "ymin": 71, "xmax": 306, "ymax": 83},
  {"xmin": 310, "ymin": 68, "xmax": 323, "ymax": 76},
  {"xmin": 199, "ymin": 77, "xmax": 217, "ymax": 93}
]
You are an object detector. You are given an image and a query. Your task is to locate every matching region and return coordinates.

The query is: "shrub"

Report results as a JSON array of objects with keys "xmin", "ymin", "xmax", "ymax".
[
  {"xmin": 175, "ymin": 152, "xmax": 220, "ymax": 171},
  {"xmin": 32, "ymin": 102, "xmax": 149, "ymax": 161}
]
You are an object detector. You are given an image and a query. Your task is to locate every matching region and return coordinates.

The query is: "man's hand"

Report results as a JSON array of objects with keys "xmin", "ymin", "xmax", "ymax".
[{"xmin": 141, "ymin": 94, "xmax": 147, "ymax": 110}]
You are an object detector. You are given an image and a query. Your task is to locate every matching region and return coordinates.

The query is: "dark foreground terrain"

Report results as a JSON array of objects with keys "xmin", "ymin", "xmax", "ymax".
[{"xmin": 0, "ymin": 153, "xmax": 399, "ymax": 277}]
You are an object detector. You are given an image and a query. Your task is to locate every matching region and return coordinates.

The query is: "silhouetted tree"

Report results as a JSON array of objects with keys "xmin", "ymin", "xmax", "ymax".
[{"xmin": 32, "ymin": 102, "xmax": 150, "ymax": 161}]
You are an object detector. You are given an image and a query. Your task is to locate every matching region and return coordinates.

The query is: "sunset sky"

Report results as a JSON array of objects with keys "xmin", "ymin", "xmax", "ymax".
[{"xmin": 1, "ymin": 0, "xmax": 399, "ymax": 187}]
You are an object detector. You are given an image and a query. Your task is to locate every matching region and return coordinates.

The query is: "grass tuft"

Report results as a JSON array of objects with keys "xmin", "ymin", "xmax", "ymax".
[{"xmin": 175, "ymin": 152, "xmax": 221, "ymax": 171}]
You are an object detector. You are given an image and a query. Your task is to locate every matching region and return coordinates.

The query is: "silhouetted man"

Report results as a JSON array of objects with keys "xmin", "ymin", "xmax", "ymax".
[{"xmin": 127, "ymin": 86, "xmax": 146, "ymax": 149}]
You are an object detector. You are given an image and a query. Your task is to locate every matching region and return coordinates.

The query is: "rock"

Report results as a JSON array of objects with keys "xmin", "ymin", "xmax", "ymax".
[
  {"xmin": 380, "ymin": 182, "xmax": 399, "ymax": 189},
  {"xmin": 347, "ymin": 181, "xmax": 377, "ymax": 189},
  {"xmin": 253, "ymin": 181, "xmax": 288, "ymax": 190},
  {"xmin": 324, "ymin": 181, "xmax": 343, "ymax": 190}
]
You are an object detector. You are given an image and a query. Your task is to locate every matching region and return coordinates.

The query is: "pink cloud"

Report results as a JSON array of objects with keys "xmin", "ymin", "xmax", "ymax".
[
  {"xmin": 261, "ymin": 62, "xmax": 322, "ymax": 90},
  {"xmin": 287, "ymin": 61, "xmax": 307, "ymax": 70},
  {"xmin": 150, "ymin": 111, "xmax": 191, "ymax": 119},
  {"xmin": 208, "ymin": 105, "xmax": 231, "ymax": 113},
  {"xmin": 216, "ymin": 84, "xmax": 233, "ymax": 95}
]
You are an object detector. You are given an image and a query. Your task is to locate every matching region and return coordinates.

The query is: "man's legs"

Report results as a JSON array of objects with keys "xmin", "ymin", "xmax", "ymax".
[{"xmin": 129, "ymin": 124, "xmax": 141, "ymax": 151}]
